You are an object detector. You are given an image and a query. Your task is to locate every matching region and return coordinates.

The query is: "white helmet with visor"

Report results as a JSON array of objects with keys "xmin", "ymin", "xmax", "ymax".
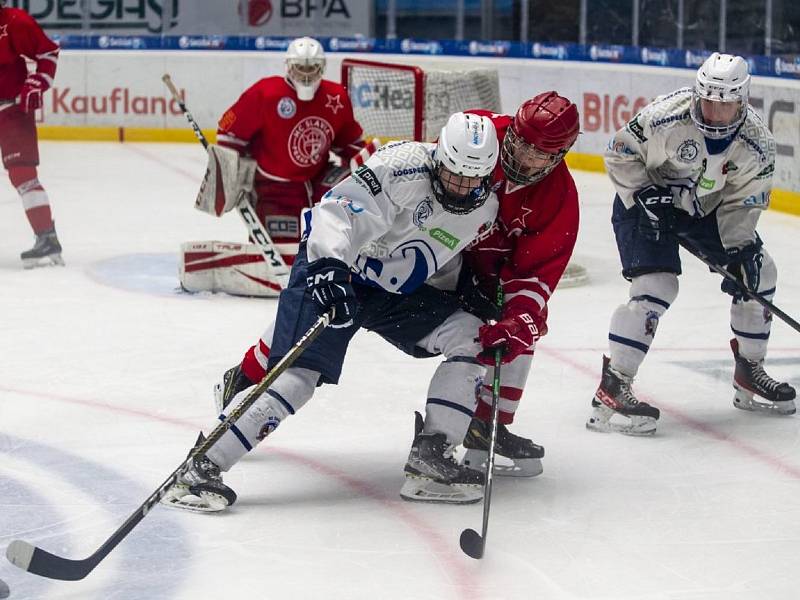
[
  {"xmin": 432, "ymin": 112, "xmax": 498, "ymax": 215},
  {"xmin": 690, "ymin": 52, "xmax": 750, "ymax": 139}
]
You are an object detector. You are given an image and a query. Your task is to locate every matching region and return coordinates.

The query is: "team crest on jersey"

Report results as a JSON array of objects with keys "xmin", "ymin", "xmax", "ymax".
[
  {"xmin": 277, "ymin": 97, "xmax": 297, "ymax": 119},
  {"xmin": 413, "ymin": 198, "xmax": 434, "ymax": 229},
  {"xmin": 287, "ymin": 116, "xmax": 334, "ymax": 168},
  {"xmin": 677, "ymin": 139, "xmax": 700, "ymax": 163}
]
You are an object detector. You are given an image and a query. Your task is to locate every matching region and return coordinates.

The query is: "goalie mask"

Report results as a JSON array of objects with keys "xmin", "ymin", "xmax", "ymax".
[
  {"xmin": 691, "ymin": 52, "xmax": 750, "ymax": 139},
  {"xmin": 285, "ymin": 37, "xmax": 326, "ymax": 102},
  {"xmin": 432, "ymin": 112, "xmax": 498, "ymax": 215},
  {"xmin": 501, "ymin": 91, "xmax": 580, "ymax": 186}
]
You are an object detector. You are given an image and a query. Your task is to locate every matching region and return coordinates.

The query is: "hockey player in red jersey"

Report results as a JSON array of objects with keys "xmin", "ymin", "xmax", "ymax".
[
  {"xmin": 0, "ymin": 1, "xmax": 63, "ymax": 267},
  {"xmin": 459, "ymin": 92, "xmax": 580, "ymax": 477},
  {"xmin": 212, "ymin": 36, "xmax": 372, "ymax": 269}
]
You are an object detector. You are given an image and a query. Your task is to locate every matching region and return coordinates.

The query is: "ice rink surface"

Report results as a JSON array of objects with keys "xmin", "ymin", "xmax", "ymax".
[{"xmin": 0, "ymin": 141, "xmax": 798, "ymax": 600}]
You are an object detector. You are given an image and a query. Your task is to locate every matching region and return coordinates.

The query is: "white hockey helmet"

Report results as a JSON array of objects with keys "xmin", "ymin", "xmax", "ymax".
[
  {"xmin": 432, "ymin": 112, "xmax": 498, "ymax": 214},
  {"xmin": 285, "ymin": 37, "xmax": 326, "ymax": 102},
  {"xmin": 690, "ymin": 52, "xmax": 750, "ymax": 139}
]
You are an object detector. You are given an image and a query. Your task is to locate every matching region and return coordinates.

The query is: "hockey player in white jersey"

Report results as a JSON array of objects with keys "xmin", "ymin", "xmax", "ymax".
[
  {"xmin": 588, "ymin": 52, "xmax": 796, "ymax": 436},
  {"xmin": 163, "ymin": 112, "xmax": 502, "ymax": 511}
]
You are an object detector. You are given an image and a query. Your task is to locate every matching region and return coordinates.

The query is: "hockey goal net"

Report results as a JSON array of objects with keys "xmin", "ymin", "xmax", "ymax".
[{"xmin": 341, "ymin": 58, "xmax": 502, "ymax": 142}]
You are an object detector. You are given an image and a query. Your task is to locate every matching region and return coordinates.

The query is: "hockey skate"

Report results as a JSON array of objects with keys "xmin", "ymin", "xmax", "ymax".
[
  {"xmin": 586, "ymin": 356, "xmax": 660, "ymax": 435},
  {"xmin": 462, "ymin": 417, "xmax": 544, "ymax": 477},
  {"xmin": 213, "ymin": 364, "xmax": 253, "ymax": 414},
  {"xmin": 730, "ymin": 339, "xmax": 796, "ymax": 415},
  {"xmin": 400, "ymin": 412, "xmax": 484, "ymax": 504},
  {"xmin": 20, "ymin": 227, "xmax": 64, "ymax": 269},
  {"xmin": 161, "ymin": 434, "xmax": 237, "ymax": 513}
]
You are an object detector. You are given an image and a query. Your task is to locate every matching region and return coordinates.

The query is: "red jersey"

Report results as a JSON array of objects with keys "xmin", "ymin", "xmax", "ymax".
[
  {"xmin": 464, "ymin": 110, "xmax": 580, "ymax": 326},
  {"xmin": 0, "ymin": 8, "xmax": 59, "ymax": 100},
  {"xmin": 216, "ymin": 76, "xmax": 364, "ymax": 182}
]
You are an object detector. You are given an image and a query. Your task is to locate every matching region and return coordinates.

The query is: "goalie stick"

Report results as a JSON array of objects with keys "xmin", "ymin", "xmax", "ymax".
[
  {"xmin": 6, "ymin": 310, "xmax": 333, "ymax": 581},
  {"xmin": 460, "ymin": 285, "xmax": 505, "ymax": 559},
  {"xmin": 161, "ymin": 74, "xmax": 290, "ymax": 289},
  {"xmin": 679, "ymin": 237, "xmax": 800, "ymax": 334}
]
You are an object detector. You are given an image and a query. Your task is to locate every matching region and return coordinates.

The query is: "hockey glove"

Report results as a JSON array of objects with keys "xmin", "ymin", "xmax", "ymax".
[
  {"xmin": 721, "ymin": 242, "xmax": 764, "ymax": 301},
  {"xmin": 478, "ymin": 310, "xmax": 547, "ymax": 365},
  {"xmin": 633, "ymin": 185, "xmax": 677, "ymax": 242},
  {"xmin": 455, "ymin": 270, "xmax": 501, "ymax": 322},
  {"xmin": 306, "ymin": 257, "xmax": 358, "ymax": 326},
  {"xmin": 19, "ymin": 74, "xmax": 49, "ymax": 114}
]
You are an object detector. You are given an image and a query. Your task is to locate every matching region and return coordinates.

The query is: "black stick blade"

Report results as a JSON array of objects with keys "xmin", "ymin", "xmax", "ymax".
[
  {"xmin": 7, "ymin": 540, "xmax": 94, "ymax": 581},
  {"xmin": 459, "ymin": 528, "xmax": 485, "ymax": 559}
]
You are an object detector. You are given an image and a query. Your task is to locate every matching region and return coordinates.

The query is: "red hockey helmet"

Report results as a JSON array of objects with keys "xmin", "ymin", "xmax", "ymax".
[{"xmin": 501, "ymin": 91, "xmax": 580, "ymax": 185}]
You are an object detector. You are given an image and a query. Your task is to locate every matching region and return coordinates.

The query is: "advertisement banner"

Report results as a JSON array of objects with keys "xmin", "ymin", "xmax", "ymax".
[{"xmin": 4, "ymin": 0, "xmax": 373, "ymax": 37}]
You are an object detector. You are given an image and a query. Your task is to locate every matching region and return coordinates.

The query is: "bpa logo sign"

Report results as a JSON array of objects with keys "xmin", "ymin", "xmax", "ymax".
[{"xmin": 243, "ymin": 0, "xmax": 273, "ymax": 26}]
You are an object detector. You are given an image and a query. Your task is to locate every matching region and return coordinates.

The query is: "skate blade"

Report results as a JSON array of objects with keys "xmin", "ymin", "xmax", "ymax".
[
  {"xmin": 463, "ymin": 448, "xmax": 543, "ymax": 478},
  {"xmin": 22, "ymin": 254, "xmax": 65, "ymax": 269},
  {"xmin": 399, "ymin": 476, "xmax": 482, "ymax": 504},
  {"xmin": 586, "ymin": 405, "xmax": 657, "ymax": 436},
  {"xmin": 159, "ymin": 485, "xmax": 228, "ymax": 513},
  {"xmin": 733, "ymin": 389, "xmax": 796, "ymax": 416}
]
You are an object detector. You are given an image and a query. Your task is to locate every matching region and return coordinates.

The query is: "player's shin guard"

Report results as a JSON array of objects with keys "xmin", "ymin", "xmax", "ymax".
[
  {"xmin": 606, "ymin": 272, "xmax": 677, "ymax": 376},
  {"xmin": 205, "ymin": 367, "xmax": 319, "ymax": 470}
]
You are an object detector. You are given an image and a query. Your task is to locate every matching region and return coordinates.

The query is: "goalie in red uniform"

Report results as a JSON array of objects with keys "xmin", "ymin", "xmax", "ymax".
[
  {"xmin": 459, "ymin": 92, "xmax": 580, "ymax": 477},
  {"xmin": 186, "ymin": 36, "xmax": 375, "ymax": 296},
  {"xmin": 0, "ymin": 1, "xmax": 62, "ymax": 268}
]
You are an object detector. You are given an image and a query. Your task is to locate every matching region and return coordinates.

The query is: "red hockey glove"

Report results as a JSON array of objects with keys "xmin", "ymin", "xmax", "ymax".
[
  {"xmin": 19, "ymin": 74, "xmax": 49, "ymax": 113},
  {"xmin": 478, "ymin": 311, "xmax": 547, "ymax": 365}
]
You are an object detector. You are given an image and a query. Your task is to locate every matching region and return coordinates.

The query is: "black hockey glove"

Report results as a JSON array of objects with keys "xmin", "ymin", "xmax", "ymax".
[
  {"xmin": 633, "ymin": 184, "xmax": 677, "ymax": 242},
  {"xmin": 455, "ymin": 269, "xmax": 501, "ymax": 322},
  {"xmin": 721, "ymin": 242, "xmax": 764, "ymax": 301},
  {"xmin": 306, "ymin": 257, "xmax": 358, "ymax": 325}
]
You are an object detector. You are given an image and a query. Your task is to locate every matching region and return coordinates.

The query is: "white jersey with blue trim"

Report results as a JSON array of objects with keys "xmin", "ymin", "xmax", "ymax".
[
  {"xmin": 604, "ymin": 88, "xmax": 776, "ymax": 250},
  {"xmin": 304, "ymin": 140, "xmax": 499, "ymax": 294}
]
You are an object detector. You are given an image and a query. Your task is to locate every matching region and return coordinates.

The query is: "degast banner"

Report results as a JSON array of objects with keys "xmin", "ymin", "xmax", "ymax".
[{"xmin": 3, "ymin": 0, "xmax": 373, "ymax": 37}]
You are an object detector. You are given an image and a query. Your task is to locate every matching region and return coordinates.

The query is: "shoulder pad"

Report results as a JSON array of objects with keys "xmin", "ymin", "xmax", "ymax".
[{"xmin": 378, "ymin": 141, "xmax": 435, "ymax": 182}]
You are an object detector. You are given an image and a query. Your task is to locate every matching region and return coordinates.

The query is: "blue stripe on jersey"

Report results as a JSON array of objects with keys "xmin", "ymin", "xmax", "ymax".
[
  {"xmin": 218, "ymin": 414, "xmax": 252, "ymax": 451},
  {"xmin": 759, "ymin": 287, "xmax": 776, "ymax": 298},
  {"xmin": 426, "ymin": 397, "xmax": 474, "ymax": 417},
  {"xmin": 267, "ymin": 388, "xmax": 295, "ymax": 415},
  {"xmin": 731, "ymin": 327, "xmax": 771, "ymax": 340},
  {"xmin": 631, "ymin": 294, "xmax": 671, "ymax": 309},
  {"xmin": 609, "ymin": 333, "xmax": 650, "ymax": 354}
]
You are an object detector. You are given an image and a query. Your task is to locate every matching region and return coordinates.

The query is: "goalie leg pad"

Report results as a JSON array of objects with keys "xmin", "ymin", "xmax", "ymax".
[{"xmin": 179, "ymin": 241, "xmax": 282, "ymax": 297}]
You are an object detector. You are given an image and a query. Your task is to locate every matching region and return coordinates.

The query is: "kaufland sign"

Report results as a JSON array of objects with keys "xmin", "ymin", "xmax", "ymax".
[{"xmin": 6, "ymin": 0, "xmax": 373, "ymax": 37}]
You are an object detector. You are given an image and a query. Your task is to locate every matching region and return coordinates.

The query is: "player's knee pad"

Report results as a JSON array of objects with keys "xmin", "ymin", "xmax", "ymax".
[
  {"xmin": 419, "ymin": 310, "xmax": 484, "ymax": 358},
  {"xmin": 730, "ymin": 249, "xmax": 776, "ymax": 360},
  {"xmin": 608, "ymin": 272, "xmax": 678, "ymax": 376},
  {"xmin": 8, "ymin": 165, "xmax": 38, "ymax": 190}
]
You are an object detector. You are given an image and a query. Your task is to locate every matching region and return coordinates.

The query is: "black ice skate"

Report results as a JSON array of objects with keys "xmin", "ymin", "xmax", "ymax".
[
  {"xmin": 400, "ymin": 412, "xmax": 484, "ymax": 504},
  {"xmin": 731, "ymin": 339, "xmax": 796, "ymax": 415},
  {"xmin": 462, "ymin": 417, "xmax": 544, "ymax": 477},
  {"xmin": 586, "ymin": 355, "xmax": 660, "ymax": 435},
  {"xmin": 213, "ymin": 364, "xmax": 253, "ymax": 414},
  {"xmin": 20, "ymin": 227, "xmax": 64, "ymax": 269},
  {"xmin": 161, "ymin": 434, "xmax": 237, "ymax": 513}
]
